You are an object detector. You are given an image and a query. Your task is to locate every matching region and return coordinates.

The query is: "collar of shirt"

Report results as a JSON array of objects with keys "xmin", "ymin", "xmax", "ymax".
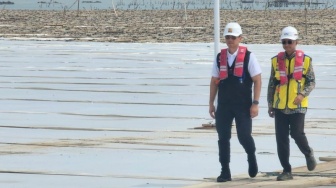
[
  {"xmin": 227, "ymin": 48, "xmax": 239, "ymax": 67},
  {"xmin": 285, "ymin": 51, "xmax": 296, "ymax": 60}
]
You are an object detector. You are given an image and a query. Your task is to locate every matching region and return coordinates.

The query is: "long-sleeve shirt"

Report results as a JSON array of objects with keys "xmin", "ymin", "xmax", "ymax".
[{"xmin": 267, "ymin": 52, "xmax": 316, "ymax": 114}]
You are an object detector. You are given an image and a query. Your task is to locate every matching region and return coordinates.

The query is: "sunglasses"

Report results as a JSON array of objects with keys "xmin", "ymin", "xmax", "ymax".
[
  {"xmin": 225, "ymin": 35, "xmax": 237, "ymax": 40},
  {"xmin": 282, "ymin": 40, "xmax": 294, "ymax": 45}
]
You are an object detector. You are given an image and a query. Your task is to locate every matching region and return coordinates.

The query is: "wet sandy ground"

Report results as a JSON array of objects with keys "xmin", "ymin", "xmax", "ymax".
[
  {"xmin": 0, "ymin": 40, "xmax": 335, "ymax": 187},
  {"xmin": 0, "ymin": 9, "xmax": 335, "ymax": 45}
]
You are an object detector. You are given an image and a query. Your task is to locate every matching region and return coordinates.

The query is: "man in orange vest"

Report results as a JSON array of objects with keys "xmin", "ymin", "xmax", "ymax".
[
  {"xmin": 209, "ymin": 22, "xmax": 262, "ymax": 182},
  {"xmin": 267, "ymin": 26, "xmax": 316, "ymax": 181}
]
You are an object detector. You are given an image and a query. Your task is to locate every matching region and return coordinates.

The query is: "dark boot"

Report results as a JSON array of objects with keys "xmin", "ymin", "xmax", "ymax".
[
  {"xmin": 217, "ymin": 140, "xmax": 231, "ymax": 182},
  {"xmin": 277, "ymin": 171, "xmax": 293, "ymax": 181},
  {"xmin": 217, "ymin": 165, "xmax": 232, "ymax": 182},
  {"xmin": 305, "ymin": 147, "xmax": 317, "ymax": 171},
  {"xmin": 248, "ymin": 153, "xmax": 258, "ymax": 178}
]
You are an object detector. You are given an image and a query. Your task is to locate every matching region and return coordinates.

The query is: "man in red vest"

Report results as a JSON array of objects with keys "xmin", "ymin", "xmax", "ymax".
[{"xmin": 209, "ymin": 22, "xmax": 262, "ymax": 182}]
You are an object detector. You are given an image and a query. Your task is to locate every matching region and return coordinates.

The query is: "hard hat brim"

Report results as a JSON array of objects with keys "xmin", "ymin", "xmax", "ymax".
[
  {"xmin": 224, "ymin": 33, "xmax": 241, "ymax": 37},
  {"xmin": 280, "ymin": 36, "xmax": 298, "ymax": 41}
]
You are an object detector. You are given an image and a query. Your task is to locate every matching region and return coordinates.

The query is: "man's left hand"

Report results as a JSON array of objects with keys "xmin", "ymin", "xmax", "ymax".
[
  {"xmin": 250, "ymin": 104, "xmax": 259, "ymax": 118},
  {"xmin": 294, "ymin": 93, "xmax": 304, "ymax": 105}
]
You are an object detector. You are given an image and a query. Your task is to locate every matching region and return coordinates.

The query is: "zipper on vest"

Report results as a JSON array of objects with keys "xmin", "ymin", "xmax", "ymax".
[{"xmin": 297, "ymin": 80, "xmax": 302, "ymax": 108}]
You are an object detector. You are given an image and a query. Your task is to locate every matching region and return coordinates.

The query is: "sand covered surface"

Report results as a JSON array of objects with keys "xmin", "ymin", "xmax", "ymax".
[{"xmin": 0, "ymin": 9, "xmax": 335, "ymax": 45}]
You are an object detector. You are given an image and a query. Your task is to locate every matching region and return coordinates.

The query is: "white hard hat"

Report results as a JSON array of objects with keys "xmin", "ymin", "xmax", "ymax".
[
  {"xmin": 280, "ymin": 26, "xmax": 299, "ymax": 40},
  {"xmin": 223, "ymin": 22, "xmax": 242, "ymax": 37}
]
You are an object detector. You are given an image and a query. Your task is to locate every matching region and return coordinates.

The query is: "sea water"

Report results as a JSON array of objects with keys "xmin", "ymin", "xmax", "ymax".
[
  {"xmin": 2, "ymin": 40, "xmax": 334, "ymax": 126},
  {"xmin": 0, "ymin": 39, "xmax": 335, "ymax": 187}
]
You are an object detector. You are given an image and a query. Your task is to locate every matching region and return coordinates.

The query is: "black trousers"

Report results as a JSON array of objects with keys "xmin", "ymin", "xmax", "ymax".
[
  {"xmin": 274, "ymin": 109, "xmax": 311, "ymax": 172},
  {"xmin": 215, "ymin": 103, "xmax": 256, "ymax": 166}
]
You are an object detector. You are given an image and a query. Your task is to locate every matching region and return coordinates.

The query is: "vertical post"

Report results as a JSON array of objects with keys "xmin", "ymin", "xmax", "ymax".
[
  {"xmin": 305, "ymin": 0, "xmax": 307, "ymax": 35},
  {"xmin": 112, "ymin": 0, "xmax": 118, "ymax": 16},
  {"xmin": 77, "ymin": 0, "xmax": 80, "ymax": 16},
  {"xmin": 214, "ymin": 0, "xmax": 220, "ymax": 59},
  {"xmin": 184, "ymin": 0, "xmax": 188, "ymax": 20}
]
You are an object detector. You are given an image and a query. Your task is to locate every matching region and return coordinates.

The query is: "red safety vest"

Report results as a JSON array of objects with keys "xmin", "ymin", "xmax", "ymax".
[
  {"xmin": 277, "ymin": 50, "xmax": 304, "ymax": 85},
  {"xmin": 219, "ymin": 46, "xmax": 247, "ymax": 80}
]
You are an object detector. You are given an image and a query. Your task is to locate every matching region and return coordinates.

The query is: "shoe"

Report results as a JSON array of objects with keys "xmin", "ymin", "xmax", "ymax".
[
  {"xmin": 305, "ymin": 147, "xmax": 317, "ymax": 171},
  {"xmin": 248, "ymin": 153, "xmax": 258, "ymax": 178},
  {"xmin": 276, "ymin": 172, "xmax": 293, "ymax": 181},
  {"xmin": 217, "ymin": 168, "xmax": 232, "ymax": 182},
  {"xmin": 217, "ymin": 174, "xmax": 232, "ymax": 182}
]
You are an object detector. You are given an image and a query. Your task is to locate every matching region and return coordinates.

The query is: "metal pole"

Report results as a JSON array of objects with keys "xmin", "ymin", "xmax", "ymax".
[
  {"xmin": 112, "ymin": 0, "xmax": 118, "ymax": 16},
  {"xmin": 305, "ymin": 0, "xmax": 307, "ymax": 35},
  {"xmin": 184, "ymin": 0, "xmax": 188, "ymax": 20},
  {"xmin": 214, "ymin": 0, "xmax": 220, "ymax": 59},
  {"xmin": 77, "ymin": 0, "xmax": 79, "ymax": 16}
]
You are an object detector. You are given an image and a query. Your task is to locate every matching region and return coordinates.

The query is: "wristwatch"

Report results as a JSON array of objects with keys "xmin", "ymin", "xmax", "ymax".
[{"xmin": 252, "ymin": 100, "xmax": 259, "ymax": 105}]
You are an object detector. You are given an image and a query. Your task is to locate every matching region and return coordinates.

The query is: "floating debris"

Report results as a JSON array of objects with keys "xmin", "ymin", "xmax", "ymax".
[
  {"xmin": 82, "ymin": 1, "xmax": 102, "ymax": 3},
  {"xmin": 319, "ymin": 156, "xmax": 336, "ymax": 162}
]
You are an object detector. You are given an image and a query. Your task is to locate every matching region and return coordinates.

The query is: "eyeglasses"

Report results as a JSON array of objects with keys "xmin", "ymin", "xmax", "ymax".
[
  {"xmin": 282, "ymin": 40, "xmax": 294, "ymax": 45},
  {"xmin": 225, "ymin": 35, "xmax": 237, "ymax": 40}
]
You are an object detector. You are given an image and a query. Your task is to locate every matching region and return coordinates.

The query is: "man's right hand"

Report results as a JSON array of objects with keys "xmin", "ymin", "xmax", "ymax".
[
  {"xmin": 209, "ymin": 104, "xmax": 216, "ymax": 119},
  {"xmin": 268, "ymin": 107, "xmax": 275, "ymax": 118}
]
